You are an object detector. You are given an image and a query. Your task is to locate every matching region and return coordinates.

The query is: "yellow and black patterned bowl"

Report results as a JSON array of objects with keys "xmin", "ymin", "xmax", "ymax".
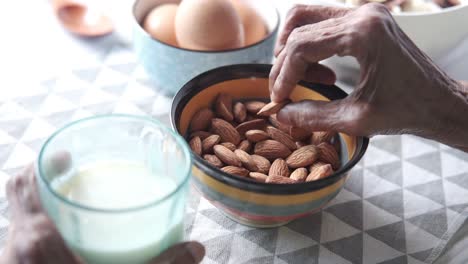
[{"xmin": 171, "ymin": 64, "xmax": 368, "ymax": 228}]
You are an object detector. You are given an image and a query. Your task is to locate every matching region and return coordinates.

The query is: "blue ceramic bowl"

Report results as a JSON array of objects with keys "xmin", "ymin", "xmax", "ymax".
[{"xmin": 132, "ymin": 0, "xmax": 280, "ymax": 94}]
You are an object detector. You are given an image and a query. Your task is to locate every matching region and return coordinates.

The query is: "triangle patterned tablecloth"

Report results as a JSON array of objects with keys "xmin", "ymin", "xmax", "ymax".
[{"xmin": 0, "ymin": 44, "xmax": 467, "ymax": 264}]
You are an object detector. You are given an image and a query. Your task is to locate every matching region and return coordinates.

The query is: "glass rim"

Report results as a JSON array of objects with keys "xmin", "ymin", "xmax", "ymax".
[{"xmin": 36, "ymin": 114, "xmax": 192, "ymax": 214}]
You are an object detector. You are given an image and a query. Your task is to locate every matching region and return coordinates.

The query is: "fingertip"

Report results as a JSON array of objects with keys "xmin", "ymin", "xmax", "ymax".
[{"xmin": 186, "ymin": 241, "xmax": 205, "ymax": 263}]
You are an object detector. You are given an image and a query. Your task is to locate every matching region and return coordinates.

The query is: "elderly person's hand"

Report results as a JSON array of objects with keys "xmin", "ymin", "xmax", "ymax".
[
  {"xmin": 270, "ymin": 3, "xmax": 468, "ymax": 151},
  {"xmin": 1, "ymin": 166, "xmax": 205, "ymax": 264}
]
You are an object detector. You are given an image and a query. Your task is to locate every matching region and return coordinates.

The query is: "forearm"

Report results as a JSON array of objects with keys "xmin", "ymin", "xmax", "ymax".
[{"xmin": 429, "ymin": 81, "xmax": 468, "ymax": 152}]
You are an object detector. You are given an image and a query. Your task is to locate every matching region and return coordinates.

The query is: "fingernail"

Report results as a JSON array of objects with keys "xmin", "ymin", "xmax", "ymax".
[{"xmin": 186, "ymin": 242, "xmax": 205, "ymax": 263}]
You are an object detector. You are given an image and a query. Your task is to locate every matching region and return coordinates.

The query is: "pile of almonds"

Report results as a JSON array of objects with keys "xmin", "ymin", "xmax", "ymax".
[{"xmin": 187, "ymin": 93, "xmax": 341, "ymax": 184}]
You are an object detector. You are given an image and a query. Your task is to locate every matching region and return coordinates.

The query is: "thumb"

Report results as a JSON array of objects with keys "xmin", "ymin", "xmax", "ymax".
[
  {"xmin": 149, "ymin": 241, "xmax": 205, "ymax": 264},
  {"xmin": 277, "ymin": 100, "xmax": 348, "ymax": 132}
]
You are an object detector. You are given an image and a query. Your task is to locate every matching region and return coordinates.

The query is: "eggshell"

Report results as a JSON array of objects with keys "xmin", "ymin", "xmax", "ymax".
[
  {"xmin": 175, "ymin": 0, "xmax": 244, "ymax": 50},
  {"xmin": 143, "ymin": 4, "xmax": 178, "ymax": 46},
  {"xmin": 231, "ymin": 0, "xmax": 266, "ymax": 46}
]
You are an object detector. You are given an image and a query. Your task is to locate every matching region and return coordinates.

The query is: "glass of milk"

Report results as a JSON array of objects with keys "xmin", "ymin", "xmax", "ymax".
[{"xmin": 35, "ymin": 114, "xmax": 192, "ymax": 264}]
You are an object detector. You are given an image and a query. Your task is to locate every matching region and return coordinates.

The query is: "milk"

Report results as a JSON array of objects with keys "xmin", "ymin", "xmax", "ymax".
[{"xmin": 52, "ymin": 160, "xmax": 184, "ymax": 264}]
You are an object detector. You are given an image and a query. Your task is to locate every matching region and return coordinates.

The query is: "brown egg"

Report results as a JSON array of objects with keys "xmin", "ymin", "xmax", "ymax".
[
  {"xmin": 175, "ymin": 0, "xmax": 244, "ymax": 51},
  {"xmin": 143, "ymin": 4, "xmax": 178, "ymax": 46},
  {"xmin": 231, "ymin": 0, "xmax": 266, "ymax": 46}
]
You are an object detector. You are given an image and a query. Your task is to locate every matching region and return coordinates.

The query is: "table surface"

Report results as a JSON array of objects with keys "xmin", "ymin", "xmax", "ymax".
[{"xmin": 1, "ymin": 1, "xmax": 468, "ymax": 264}]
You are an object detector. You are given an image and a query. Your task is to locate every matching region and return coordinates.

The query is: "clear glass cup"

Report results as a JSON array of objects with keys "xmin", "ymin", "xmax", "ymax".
[{"xmin": 35, "ymin": 115, "xmax": 191, "ymax": 264}]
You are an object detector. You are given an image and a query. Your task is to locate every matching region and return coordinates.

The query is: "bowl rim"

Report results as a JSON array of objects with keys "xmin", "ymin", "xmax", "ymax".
[
  {"xmin": 132, "ymin": 0, "xmax": 281, "ymax": 53},
  {"xmin": 171, "ymin": 64, "xmax": 369, "ymax": 195},
  {"xmin": 321, "ymin": 0, "xmax": 468, "ymax": 17}
]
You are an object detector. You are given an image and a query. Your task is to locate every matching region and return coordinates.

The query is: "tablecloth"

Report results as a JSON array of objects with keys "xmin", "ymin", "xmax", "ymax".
[{"xmin": 1, "ymin": 1, "xmax": 468, "ymax": 264}]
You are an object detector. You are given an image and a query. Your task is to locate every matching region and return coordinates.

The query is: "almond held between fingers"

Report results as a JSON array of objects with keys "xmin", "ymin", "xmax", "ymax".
[
  {"xmin": 286, "ymin": 145, "xmax": 319, "ymax": 168},
  {"xmin": 213, "ymin": 145, "xmax": 242, "ymax": 167},
  {"xmin": 266, "ymin": 175, "xmax": 298, "ymax": 184},
  {"xmin": 268, "ymin": 114, "xmax": 291, "ymax": 133},
  {"xmin": 190, "ymin": 108, "xmax": 214, "ymax": 132},
  {"xmin": 254, "ymin": 140, "xmax": 292, "ymax": 160},
  {"xmin": 290, "ymin": 168, "xmax": 308, "ymax": 182},
  {"xmin": 244, "ymin": 101, "xmax": 266, "ymax": 113},
  {"xmin": 257, "ymin": 99, "xmax": 291, "ymax": 116},
  {"xmin": 211, "ymin": 118, "xmax": 241, "ymax": 145},
  {"xmin": 233, "ymin": 102, "xmax": 247, "ymax": 123},
  {"xmin": 306, "ymin": 164, "xmax": 333, "ymax": 182},
  {"xmin": 317, "ymin": 142, "xmax": 340, "ymax": 170},
  {"xmin": 251, "ymin": 154, "xmax": 271, "ymax": 174},
  {"xmin": 311, "ymin": 131, "xmax": 336, "ymax": 145},
  {"xmin": 245, "ymin": 130, "xmax": 270, "ymax": 143},
  {"xmin": 202, "ymin": 134, "xmax": 221, "ymax": 153},
  {"xmin": 236, "ymin": 119, "xmax": 267, "ymax": 135},
  {"xmin": 249, "ymin": 172, "xmax": 268, "ymax": 182},
  {"xmin": 269, "ymin": 159, "xmax": 290, "ymax": 177},
  {"xmin": 238, "ymin": 139, "xmax": 252, "ymax": 152},
  {"xmin": 215, "ymin": 93, "xmax": 234, "ymax": 121},
  {"xmin": 190, "ymin": 131, "xmax": 211, "ymax": 140},
  {"xmin": 234, "ymin": 149, "xmax": 258, "ymax": 172},
  {"xmin": 221, "ymin": 166, "xmax": 249, "ymax": 177},
  {"xmin": 203, "ymin": 154, "xmax": 223, "ymax": 168},
  {"xmin": 220, "ymin": 142, "xmax": 237, "ymax": 152},
  {"xmin": 189, "ymin": 136, "xmax": 202, "ymax": 156},
  {"xmin": 266, "ymin": 126, "xmax": 296, "ymax": 150}
]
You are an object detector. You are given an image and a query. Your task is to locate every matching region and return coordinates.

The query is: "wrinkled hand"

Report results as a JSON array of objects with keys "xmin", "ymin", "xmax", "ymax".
[
  {"xmin": 270, "ymin": 3, "xmax": 468, "ymax": 150},
  {"xmin": 1, "ymin": 166, "xmax": 205, "ymax": 264}
]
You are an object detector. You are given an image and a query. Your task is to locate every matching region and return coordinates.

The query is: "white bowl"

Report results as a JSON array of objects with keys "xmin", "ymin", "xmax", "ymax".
[{"xmin": 309, "ymin": 0, "xmax": 468, "ymax": 82}]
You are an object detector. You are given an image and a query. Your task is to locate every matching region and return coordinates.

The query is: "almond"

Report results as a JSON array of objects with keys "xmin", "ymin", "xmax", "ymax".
[
  {"xmin": 266, "ymin": 175, "xmax": 297, "ymax": 184},
  {"xmin": 190, "ymin": 108, "xmax": 214, "ymax": 132},
  {"xmin": 317, "ymin": 142, "xmax": 340, "ymax": 170},
  {"xmin": 269, "ymin": 159, "xmax": 290, "ymax": 177},
  {"xmin": 254, "ymin": 140, "xmax": 292, "ymax": 160},
  {"xmin": 202, "ymin": 134, "xmax": 221, "ymax": 153},
  {"xmin": 290, "ymin": 168, "xmax": 308, "ymax": 182},
  {"xmin": 221, "ymin": 166, "xmax": 249, "ymax": 177},
  {"xmin": 213, "ymin": 145, "xmax": 242, "ymax": 167},
  {"xmin": 238, "ymin": 139, "xmax": 251, "ymax": 153},
  {"xmin": 268, "ymin": 114, "xmax": 290, "ymax": 133},
  {"xmin": 234, "ymin": 149, "xmax": 258, "ymax": 172},
  {"xmin": 203, "ymin": 154, "xmax": 223, "ymax": 168},
  {"xmin": 244, "ymin": 101, "xmax": 266, "ymax": 113},
  {"xmin": 236, "ymin": 119, "xmax": 267, "ymax": 135},
  {"xmin": 306, "ymin": 164, "xmax": 333, "ymax": 182},
  {"xmin": 251, "ymin": 155, "xmax": 271, "ymax": 174},
  {"xmin": 189, "ymin": 136, "xmax": 202, "ymax": 156},
  {"xmin": 290, "ymin": 127, "xmax": 310, "ymax": 141},
  {"xmin": 296, "ymin": 141, "xmax": 307, "ymax": 149},
  {"xmin": 257, "ymin": 99, "xmax": 291, "ymax": 116},
  {"xmin": 311, "ymin": 131, "xmax": 336, "ymax": 145},
  {"xmin": 309, "ymin": 162, "xmax": 328, "ymax": 172},
  {"xmin": 190, "ymin": 131, "xmax": 211, "ymax": 140},
  {"xmin": 249, "ymin": 172, "xmax": 268, "ymax": 182},
  {"xmin": 233, "ymin": 102, "xmax": 247, "ymax": 123},
  {"xmin": 245, "ymin": 130, "xmax": 270, "ymax": 143},
  {"xmin": 266, "ymin": 126, "xmax": 296, "ymax": 150},
  {"xmin": 286, "ymin": 145, "xmax": 319, "ymax": 168},
  {"xmin": 215, "ymin": 93, "xmax": 233, "ymax": 121},
  {"xmin": 221, "ymin": 142, "xmax": 237, "ymax": 152},
  {"xmin": 211, "ymin": 118, "xmax": 241, "ymax": 145}
]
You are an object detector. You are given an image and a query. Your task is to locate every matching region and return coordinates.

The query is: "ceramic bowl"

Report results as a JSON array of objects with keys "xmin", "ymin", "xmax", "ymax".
[
  {"xmin": 171, "ymin": 64, "xmax": 369, "ymax": 227},
  {"xmin": 132, "ymin": 0, "xmax": 279, "ymax": 94}
]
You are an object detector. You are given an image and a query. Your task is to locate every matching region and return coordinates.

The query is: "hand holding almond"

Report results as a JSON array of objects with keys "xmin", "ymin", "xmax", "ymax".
[{"xmin": 270, "ymin": 3, "xmax": 468, "ymax": 151}]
